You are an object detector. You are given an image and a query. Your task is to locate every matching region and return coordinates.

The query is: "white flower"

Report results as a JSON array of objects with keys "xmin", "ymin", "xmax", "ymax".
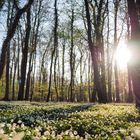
[
  {"xmin": 60, "ymin": 132, "xmax": 64, "ymax": 135},
  {"xmin": 21, "ymin": 123, "xmax": 24, "ymax": 128},
  {"xmin": 85, "ymin": 132, "xmax": 90, "ymax": 139},
  {"xmin": 0, "ymin": 123, "xmax": 5, "ymax": 128},
  {"xmin": 69, "ymin": 131, "xmax": 74, "ymax": 138},
  {"xmin": 119, "ymin": 128, "xmax": 126, "ymax": 134},
  {"xmin": 37, "ymin": 126, "xmax": 42, "ymax": 131},
  {"xmin": 12, "ymin": 123, "xmax": 16, "ymax": 128},
  {"xmin": 51, "ymin": 131, "xmax": 56, "ymax": 138},
  {"xmin": 75, "ymin": 135, "xmax": 80, "ymax": 139},
  {"xmin": 79, "ymin": 137, "xmax": 84, "ymax": 140},
  {"xmin": 44, "ymin": 131, "xmax": 50, "ymax": 136},
  {"xmin": 57, "ymin": 134, "xmax": 62, "ymax": 139},
  {"xmin": 41, "ymin": 136, "xmax": 46, "ymax": 140},
  {"xmin": 7, "ymin": 124, "xmax": 12, "ymax": 129},
  {"xmin": 9, "ymin": 133, "xmax": 14, "ymax": 137},
  {"xmin": 33, "ymin": 136, "xmax": 40, "ymax": 140},
  {"xmin": 34, "ymin": 128, "xmax": 41, "ymax": 137},
  {"xmin": 131, "ymin": 127, "xmax": 140, "ymax": 138},
  {"xmin": 74, "ymin": 130, "xmax": 77, "ymax": 135},
  {"xmin": 65, "ymin": 130, "xmax": 69, "ymax": 135},
  {"xmin": 0, "ymin": 129, "xmax": 4, "ymax": 134},
  {"xmin": 18, "ymin": 120, "xmax": 22, "ymax": 124},
  {"xmin": 10, "ymin": 131, "xmax": 16, "ymax": 137},
  {"xmin": 125, "ymin": 136, "xmax": 134, "ymax": 140},
  {"xmin": 26, "ymin": 130, "xmax": 31, "ymax": 135},
  {"xmin": 10, "ymin": 119, "xmax": 14, "ymax": 123}
]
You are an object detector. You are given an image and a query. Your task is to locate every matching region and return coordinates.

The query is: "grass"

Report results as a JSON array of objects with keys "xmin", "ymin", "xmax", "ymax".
[{"xmin": 0, "ymin": 102, "xmax": 139, "ymax": 139}]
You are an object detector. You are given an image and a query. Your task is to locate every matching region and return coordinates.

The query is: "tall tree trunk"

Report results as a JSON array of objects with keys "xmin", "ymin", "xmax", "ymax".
[
  {"xmin": 4, "ymin": 0, "xmax": 11, "ymax": 101},
  {"xmin": 61, "ymin": 33, "xmax": 65, "ymax": 101},
  {"xmin": 46, "ymin": 49, "xmax": 55, "ymax": 102},
  {"xmin": 96, "ymin": 0, "xmax": 107, "ymax": 103},
  {"xmin": 5, "ymin": 43, "xmax": 10, "ymax": 101},
  {"xmin": 4, "ymin": 0, "xmax": 15, "ymax": 100},
  {"xmin": 54, "ymin": 55, "xmax": 59, "ymax": 101},
  {"xmin": 84, "ymin": 0, "xmax": 105, "ymax": 103},
  {"xmin": 127, "ymin": 67, "xmax": 133, "ymax": 102},
  {"xmin": 46, "ymin": 0, "xmax": 58, "ymax": 102},
  {"xmin": 30, "ymin": 53, "xmax": 36, "ymax": 101},
  {"xmin": 114, "ymin": 0, "xmax": 120, "ymax": 102},
  {"xmin": 70, "ymin": 8, "xmax": 75, "ymax": 102},
  {"xmin": 25, "ymin": 0, "xmax": 42, "ymax": 101},
  {"xmin": 100, "ymin": 42, "xmax": 107, "ymax": 102},
  {"xmin": 18, "ymin": 7, "xmax": 31, "ymax": 100},
  {"xmin": 4, "ymin": 45, "xmax": 10, "ymax": 101},
  {"xmin": 127, "ymin": 0, "xmax": 140, "ymax": 107},
  {"xmin": 25, "ymin": 54, "xmax": 33, "ymax": 100},
  {"xmin": 79, "ymin": 51, "xmax": 83, "ymax": 101},
  {"xmin": 126, "ymin": 5, "xmax": 133, "ymax": 103},
  {"xmin": 107, "ymin": 0, "xmax": 112, "ymax": 102},
  {"xmin": 12, "ymin": 29, "xmax": 20, "ymax": 100},
  {"xmin": 88, "ymin": 54, "xmax": 91, "ymax": 102},
  {"xmin": 54, "ymin": 0, "xmax": 59, "ymax": 101},
  {"xmin": 12, "ymin": 59, "xmax": 17, "ymax": 100}
]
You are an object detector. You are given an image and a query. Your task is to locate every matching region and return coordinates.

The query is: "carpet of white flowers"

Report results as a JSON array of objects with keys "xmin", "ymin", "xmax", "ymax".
[{"xmin": 0, "ymin": 102, "xmax": 140, "ymax": 140}]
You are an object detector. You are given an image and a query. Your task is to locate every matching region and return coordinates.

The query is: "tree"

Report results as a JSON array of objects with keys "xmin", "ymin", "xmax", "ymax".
[
  {"xmin": 60, "ymin": 29, "xmax": 66, "ymax": 101},
  {"xmin": 69, "ymin": 7, "xmax": 75, "ymax": 102},
  {"xmin": 84, "ymin": 0, "xmax": 108, "ymax": 103},
  {"xmin": 46, "ymin": 0, "xmax": 58, "ymax": 102},
  {"xmin": 126, "ymin": 1, "xmax": 133, "ymax": 102},
  {"xmin": 18, "ymin": 6, "xmax": 32, "ymax": 100},
  {"xmin": 107, "ymin": 0, "xmax": 112, "ymax": 102},
  {"xmin": 53, "ymin": 0, "xmax": 59, "ymax": 101},
  {"xmin": 0, "ymin": 0, "xmax": 34, "ymax": 79},
  {"xmin": 114, "ymin": 0, "xmax": 121, "ymax": 102},
  {"xmin": 127, "ymin": 0, "xmax": 140, "ymax": 107},
  {"xmin": 25, "ymin": 0, "xmax": 43, "ymax": 100},
  {"xmin": 4, "ymin": 0, "xmax": 14, "ymax": 101}
]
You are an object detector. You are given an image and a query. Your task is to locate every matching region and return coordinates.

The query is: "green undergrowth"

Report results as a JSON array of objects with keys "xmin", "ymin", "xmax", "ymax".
[{"xmin": 0, "ymin": 102, "xmax": 139, "ymax": 140}]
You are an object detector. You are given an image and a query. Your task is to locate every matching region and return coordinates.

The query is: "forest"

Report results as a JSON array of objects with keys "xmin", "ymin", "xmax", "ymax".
[{"xmin": 0, "ymin": 0, "xmax": 140, "ymax": 139}]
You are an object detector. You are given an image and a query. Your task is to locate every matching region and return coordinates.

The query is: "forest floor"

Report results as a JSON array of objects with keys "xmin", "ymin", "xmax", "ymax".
[{"xmin": 0, "ymin": 102, "xmax": 140, "ymax": 140}]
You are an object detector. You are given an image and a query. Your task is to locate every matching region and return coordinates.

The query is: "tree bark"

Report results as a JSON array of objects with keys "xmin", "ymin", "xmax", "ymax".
[
  {"xmin": 4, "ymin": 0, "xmax": 11, "ymax": 101},
  {"xmin": 114, "ymin": 0, "xmax": 120, "ymax": 102},
  {"xmin": 46, "ymin": 0, "xmax": 58, "ymax": 102},
  {"xmin": 127, "ymin": 0, "xmax": 140, "ymax": 107},
  {"xmin": 84, "ymin": 0, "xmax": 107, "ymax": 103},
  {"xmin": 61, "ymin": 32, "xmax": 66, "ymax": 101},
  {"xmin": 107, "ymin": 0, "xmax": 112, "ymax": 102},
  {"xmin": 69, "ymin": 8, "xmax": 75, "ymax": 102},
  {"xmin": 18, "ymin": 7, "xmax": 31, "ymax": 100},
  {"xmin": 53, "ymin": 0, "xmax": 59, "ymax": 101},
  {"xmin": 25, "ymin": 0, "xmax": 42, "ymax": 101}
]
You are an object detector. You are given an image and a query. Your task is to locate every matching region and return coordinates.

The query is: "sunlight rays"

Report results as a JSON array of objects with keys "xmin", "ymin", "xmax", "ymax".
[{"xmin": 115, "ymin": 41, "xmax": 132, "ymax": 70}]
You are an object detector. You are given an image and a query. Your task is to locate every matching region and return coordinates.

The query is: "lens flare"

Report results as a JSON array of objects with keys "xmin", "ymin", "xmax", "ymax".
[{"xmin": 115, "ymin": 41, "xmax": 131, "ymax": 70}]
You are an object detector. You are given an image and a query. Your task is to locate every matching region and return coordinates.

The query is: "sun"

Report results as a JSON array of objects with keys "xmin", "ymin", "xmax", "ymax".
[{"xmin": 115, "ymin": 41, "xmax": 131, "ymax": 70}]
